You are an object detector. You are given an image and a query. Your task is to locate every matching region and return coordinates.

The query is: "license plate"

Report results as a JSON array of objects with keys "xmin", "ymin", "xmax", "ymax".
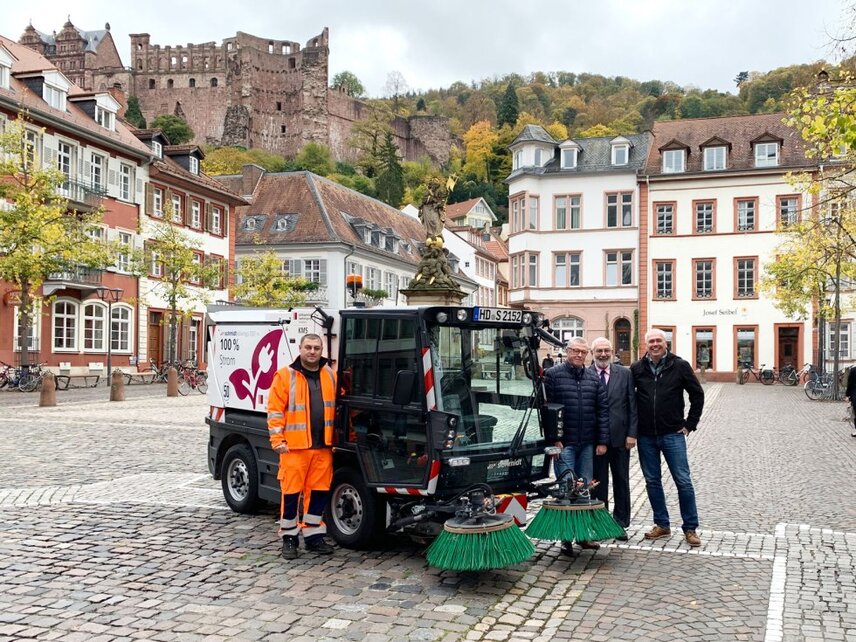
[{"xmin": 474, "ymin": 307, "xmax": 522, "ymax": 323}]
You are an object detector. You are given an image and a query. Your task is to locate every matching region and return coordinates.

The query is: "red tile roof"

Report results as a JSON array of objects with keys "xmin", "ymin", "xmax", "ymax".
[{"xmin": 446, "ymin": 197, "xmax": 481, "ymax": 220}]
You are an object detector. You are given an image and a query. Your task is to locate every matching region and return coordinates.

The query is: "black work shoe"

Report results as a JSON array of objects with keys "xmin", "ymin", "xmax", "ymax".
[
  {"xmin": 615, "ymin": 533, "xmax": 629, "ymax": 542},
  {"xmin": 281, "ymin": 537, "xmax": 298, "ymax": 560},
  {"xmin": 560, "ymin": 541, "xmax": 576, "ymax": 557},
  {"xmin": 306, "ymin": 539, "xmax": 334, "ymax": 554}
]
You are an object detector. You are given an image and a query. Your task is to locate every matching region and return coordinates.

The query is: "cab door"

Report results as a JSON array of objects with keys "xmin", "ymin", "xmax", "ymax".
[{"xmin": 336, "ymin": 313, "xmax": 430, "ymax": 489}]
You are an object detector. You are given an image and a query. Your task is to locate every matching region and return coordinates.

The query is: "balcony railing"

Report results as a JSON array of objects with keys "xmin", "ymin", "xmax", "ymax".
[
  {"xmin": 57, "ymin": 179, "xmax": 106, "ymax": 208},
  {"xmin": 46, "ymin": 265, "xmax": 103, "ymax": 286},
  {"xmin": 303, "ymin": 286, "xmax": 329, "ymax": 305}
]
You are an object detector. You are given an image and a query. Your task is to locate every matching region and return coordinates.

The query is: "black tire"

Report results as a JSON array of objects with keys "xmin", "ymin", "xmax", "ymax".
[
  {"xmin": 738, "ymin": 369, "xmax": 748, "ymax": 385},
  {"xmin": 221, "ymin": 443, "xmax": 262, "ymax": 513},
  {"xmin": 178, "ymin": 377, "xmax": 191, "ymax": 396},
  {"xmin": 18, "ymin": 373, "xmax": 39, "ymax": 392},
  {"xmin": 783, "ymin": 370, "xmax": 798, "ymax": 386},
  {"xmin": 760, "ymin": 370, "xmax": 775, "ymax": 385},
  {"xmin": 197, "ymin": 374, "xmax": 208, "ymax": 394},
  {"xmin": 805, "ymin": 381, "xmax": 821, "ymax": 401},
  {"xmin": 327, "ymin": 467, "xmax": 385, "ymax": 549}
]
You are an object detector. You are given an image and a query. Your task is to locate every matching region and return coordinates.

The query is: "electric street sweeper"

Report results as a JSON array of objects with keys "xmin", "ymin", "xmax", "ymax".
[{"xmin": 204, "ymin": 303, "xmax": 620, "ymax": 570}]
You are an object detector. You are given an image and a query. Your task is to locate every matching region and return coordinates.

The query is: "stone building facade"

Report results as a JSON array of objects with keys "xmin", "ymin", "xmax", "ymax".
[{"xmin": 21, "ymin": 23, "xmax": 453, "ymax": 165}]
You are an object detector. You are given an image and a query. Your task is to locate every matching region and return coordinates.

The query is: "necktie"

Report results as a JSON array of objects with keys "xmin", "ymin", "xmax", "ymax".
[{"xmin": 600, "ymin": 368, "xmax": 607, "ymax": 388}]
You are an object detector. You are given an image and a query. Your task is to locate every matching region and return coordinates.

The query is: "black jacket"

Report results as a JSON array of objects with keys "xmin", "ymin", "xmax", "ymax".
[
  {"xmin": 630, "ymin": 352, "xmax": 704, "ymax": 436},
  {"xmin": 544, "ymin": 362, "xmax": 610, "ymax": 446},
  {"xmin": 847, "ymin": 367, "xmax": 856, "ymax": 400}
]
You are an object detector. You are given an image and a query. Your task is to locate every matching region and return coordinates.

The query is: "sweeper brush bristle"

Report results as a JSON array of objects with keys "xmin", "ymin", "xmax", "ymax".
[
  {"xmin": 426, "ymin": 514, "xmax": 535, "ymax": 571},
  {"xmin": 525, "ymin": 501, "xmax": 626, "ymax": 542}
]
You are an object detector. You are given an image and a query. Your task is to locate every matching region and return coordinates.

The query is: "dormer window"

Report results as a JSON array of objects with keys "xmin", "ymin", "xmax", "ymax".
[
  {"xmin": 95, "ymin": 105, "xmax": 115, "ymax": 131},
  {"xmin": 245, "ymin": 217, "xmax": 257, "ymax": 231},
  {"xmin": 43, "ymin": 83, "xmax": 66, "ymax": 111},
  {"xmin": 371, "ymin": 230, "xmax": 381, "ymax": 247},
  {"xmin": 151, "ymin": 140, "xmax": 162, "ymax": 158},
  {"xmin": 189, "ymin": 156, "xmax": 199, "ymax": 174},
  {"xmin": 561, "ymin": 148, "xmax": 578, "ymax": 169},
  {"xmin": 703, "ymin": 146, "xmax": 726, "ymax": 171},
  {"xmin": 754, "ymin": 142, "xmax": 779, "ymax": 167},
  {"xmin": 534, "ymin": 149, "xmax": 542, "ymax": 166},
  {"xmin": 611, "ymin": 144, "xmax": 629, "ymax": 166},
  {"xmin": 662, "ymin": 149, "xmax": 685, "ymax": 173},
  {"xmin": 0, "ymin": 63, "xmax": 9, "ymax": 91},
  {"xmin": 514, "ymin": 150, "xmax": 523, "ymax": 169}
]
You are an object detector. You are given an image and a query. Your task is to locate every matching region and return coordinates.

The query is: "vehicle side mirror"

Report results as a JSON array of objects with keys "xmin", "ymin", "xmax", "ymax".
[
  {"xmin": 542, "ymin": 403, "xmax": 564, "ymax": 441},
  {"xmin": 392, "ymin": 370, "xmax": 417, "ymax": 405}
]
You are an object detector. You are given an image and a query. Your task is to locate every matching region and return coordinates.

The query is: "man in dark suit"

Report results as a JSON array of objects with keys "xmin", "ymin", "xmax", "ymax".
[{"xmin": 589, "ymin": 337, "xmax": 638, "ymax": 538}]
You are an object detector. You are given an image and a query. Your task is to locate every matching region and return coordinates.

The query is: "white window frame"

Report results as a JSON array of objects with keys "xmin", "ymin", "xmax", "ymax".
[
  {"xmin": 90, "ymin": 153, "xmax": 105, "ymax": 190},
  {"xmin": 655, "ymin": 261, "xmax": 673, "ymax": 299},
  {"xmin": 119, "ymin": 164, "xmax": 133, "ymax": 201},
  {"xmin": 0, "ymin": 64, "xmax": 9, "ymax": 91},
  {"xmin": 83, "ymin": 302, "xmax": 107, "ymax": 352},
  {"xmin": 13, "ymin": 304, "xmax": 40, "ymax": 352},
  {"xmin": 111, "ymin": 305, "xmax": 133, "ymax": 353},
  {"xmin": 171, "ymin": 194, "xmax": 183, "ymax": 224},
  {"xmin": 189, "ymin": 156, "xmax": 199, "ymax": 174},
  {"xmin": 212, "ymin": 207, "xmax": 222, "ymax": 234},
  {"xmin": 514, "ymin": 150, "xmax": 523, "ymax": 169},
  {"xmin": 830, "ymin": 322, "xmax": 850, "ymax": 359},
  {"xmin": 553, "ymin": 317, "xmax": 584, "ymax": 344},
  {"xmin": 191, "ymin": 201, "xmax": 202, "ymax": 228},
  {"xmin": 151, "ymin": 250, "xmax": 163, "ymax": 278},
  {"xmin": 755, "ymin": 142, "xmax": 779, "ymax": 167},
  {"xmin": 116, "ymin": 231, "xmax": 132, "ymax": 272},
  {"xmin": 52, "ymin": 299, "xmax": 79, "ymax": 352},
  {"xmin": 43, "ymin": 83, "xmax": 67, "ymax": 111},
  {"xmin": 152, "ymin": 140, "xmax": 162, "ymax": 158},
  {"xmin": 611, "ymin": 144, "xmax": 629, "ymax": 166},
  {"xmin": 561, "ymin": 148, "xmax": 578, "ymax": 169},
  {"xmin": 534, "ymin": 149, "xmax": 542, "ymax": 166},
  {"xmin": 703, "ymin": 146, "xmax": 726, "ymax": 171},
  {"xmin": 153, "ymin": 188, "xmax": 164, "ymax": 218},
  {"xmin": 662, "ymin": 149, "xmax": 685, "ymax": 173},
  {"xmin": 605, "ymin": 251, "xmax": 633, "ymax": 286},
  {"xmin": 95, "ymin": 106, "xmax": 115, "ymax": 131}
]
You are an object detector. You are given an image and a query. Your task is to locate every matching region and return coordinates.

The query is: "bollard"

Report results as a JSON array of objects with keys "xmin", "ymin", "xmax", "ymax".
[
  {"xmin": 110, "ymin": 369, "xmax": 125, "ymax": 402},
  {"xmin": 167, "ymin": 366, "xmax": 179, "ymax": 397},
  {"xmin": 40, "ymin": 372, "xmax": 57, "ymax": 407}
]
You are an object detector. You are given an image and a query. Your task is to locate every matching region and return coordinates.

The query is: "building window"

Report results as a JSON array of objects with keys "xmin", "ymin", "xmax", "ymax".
[
  {"xmin": 736, "ymin": 198, "xmax": 757, "ymax": 231},
  {"xmin": 167, "ymin": 79, "xmax": 174, "ymax": 89},
  {"xmin": 57, "ymin": 141, "xmax": 74, "ymax": 182},
  {"xmin": 736, "ymin": 257, "xmax": 757, "ymax": 298},
  {"xmin": 95, "ymin": 106, "xmax": 115, "ymax": 131},
  {"xmin": 148, "ymin": 79, "xmax": 155, "ymax": 89},
  {"xmin": 385, "ymin": 272, "xmax": 398, "ymax": 303},
  {"xmin": 693, "ymin": 259, "xmax": 715, "ymax": 299},
  {"xmin": 276, "ymin": 101, "xmax": 282, "ymax": 111},
  {"xmin": 153, "ymin": 188, "xmax": 164, "ymax": 218},
  {"xmin": 510, "ymin": 196, "xmax": 524, "ymax": 233},
  {"xmin": 611, "ymin": 144, "xmax": 629, "ymax": 166},
  {"xmin": 528, "ymin": 196, "xmax": 539, "ymax": 230},
  {"xmin": 53, "ymin": 300, "xmax": 78, "ymax": 351},
  {"xmin": 191, "ymin": 201, "xmax": 201, "ymax": 228},
  {"xmin": 303, "ymin": 259, "xmax": 326, "ymax": 285},
  {"xmin": 14, "ymin": 305, "xmax": 39, "ymax": 352},
  {"xmin": 554, "ymin": 252, "xmax": 581, "ymax": 287},
  {"xmin": 0, "ymin": 64, "xmax": 9, "ymax": 90},
  {"xmin": 116, "ymin": 232, "xmax": 132, "ymax": 272},
  {"xmin": 654, "ymin": 326, "xmax": 675, "ymax": 352},
  {"xmin": 736, "ymin": 327, "xmax": 757, "ymax": 368},
  {"xmin": 24, "ymin": 130, "xmax": 41, "ymax": 169},
  {"xmin": 189, "ymin": 156, "xmax": 199, "ymax": 174},
  {"xmin": 514, "ymin": 150, "xmax": 522, "ymax": 169},
  {"xmin": 562, "ymin": 148, "xmax": 578, "ymax": 169},
  {"xmin": 189, "ymin": 78, "xmax": 196, "ymax": 88},
  {"xmin": 662, "ymin": 149, "xmax": 685, "ymax": 173},
  {"xmin": 555, "ymin": 195, "xmax": 581, "ymax": 230},
  {"xmin": 171, "ymin": 194, "xmax": 183, "ymax": 224},
  {"xmin": 90, "ymin": 153, "xmax": 105, "ymax": 190},
  {"xmin": 43, "ymin": 84, "xmax": 67, "ymax": 110},
  {"xmin": 211, "ymin": 207, "xmax": 222, "ymax": 234},
  {"xmin": 694, "ymin": 328, "xmax": 715, "ymax": 370},
  {"xmin": 511, "ymin": 253, "xmax": 539, "ymax": 288},
  {"xmin": 119, "ymin": 164, "xmax": 133, "ymax": 201},
  {"xmin": 606, "ymin": 192, "xmax": 633, "ymax": 227},
  {"xmin": 654, "ymin": 260, "xmax": 674, "ymax": 299},
  {"xmin": 534, "ymin": 149, "xmax": 542, "ymax": 166},
  {"xmin": 829, "ymin": 322, "xmax": 850, "ymax": 358},
  {"xmin": 694, "ymin": 201, "xmax": 715, "ymax": 233},
  {"xmin": 152, "ymin": 140, "xmax": 162, "ymax": 157},
  {"xmin": 755, "ymin": 142, "xmax": 779, "ymax": 167},
  {"xmin": 188, "ymin": 318, "xmax": 199, "ymax": 362},
  {"xmin": 211, "ymin": 78, "xmax": 218, "ymax": 87},
  {"xmin": 280, "ymin": 125, "xmax": 287, "ymax": 134},
  {"xmin": 703, "ymin": 146, "xmax": 726, "ymax": 171},
  {"xmin": 528, "ymin": 254, "xmax": 538, "ymax": 286},
  {"xmin": 552, "ymin": 317, "xmax": 584, "ymax": 344},
  {"xmin": 778, "ymin": 195, "xmax": 800, "ymax": 228},
  {"xmin": 655, "ymin": 203, "xmax": 674, "ymax": 235},
  {"xmin": 605, "ymin": 251, "xmax": 633, "ymax": 286},
  {"xmin": 83, "ymin": 303, "xmax": 106, "ymax": 351}
]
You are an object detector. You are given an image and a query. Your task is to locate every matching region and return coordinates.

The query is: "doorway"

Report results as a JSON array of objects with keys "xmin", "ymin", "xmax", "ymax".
[
  {"xmin": 777, "ymin": 326, "xmax": 800, "ymax": 371},
  {"xmin": 613, "ymin": 318, "xmax": 631, "ymax": 365},
  {"xmin": 148, "ymin": 311, "xmax": 163, "ymax": 365}
]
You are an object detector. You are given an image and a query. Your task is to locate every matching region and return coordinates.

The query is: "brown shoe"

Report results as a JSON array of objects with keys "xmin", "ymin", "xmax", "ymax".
[
  {"xmin": 684, "ymin": 530, "xmax": 701, "ymax": 547},
  {"xmin": 577, "ymin": 541, "xmax": 600, "ymax": 550},
  {"xmin": 643, "ymin": 525, "xmax": 672, "ymax": 540}
]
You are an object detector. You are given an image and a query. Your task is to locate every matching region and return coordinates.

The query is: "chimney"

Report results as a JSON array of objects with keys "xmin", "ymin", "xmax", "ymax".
[{"xmin": 108, "ymin": 83, "xmax": 127, "ymax": 119}]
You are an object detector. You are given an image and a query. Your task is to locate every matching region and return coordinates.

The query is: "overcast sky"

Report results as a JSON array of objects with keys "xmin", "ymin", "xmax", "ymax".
[{"xmin": 5, "ymin": 0, "xmax": 849, "ymax": 97}]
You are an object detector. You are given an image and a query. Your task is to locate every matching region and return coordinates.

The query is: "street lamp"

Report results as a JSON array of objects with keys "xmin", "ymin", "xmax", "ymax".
[{"xmin": 95, "ymin": 286, "xmax": 123, "ymax": 381}]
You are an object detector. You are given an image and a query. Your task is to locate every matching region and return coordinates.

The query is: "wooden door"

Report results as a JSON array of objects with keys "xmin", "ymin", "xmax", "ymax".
[{"xmin": 148, "ymin": 311, "xmax": 163, "ymax": 365}]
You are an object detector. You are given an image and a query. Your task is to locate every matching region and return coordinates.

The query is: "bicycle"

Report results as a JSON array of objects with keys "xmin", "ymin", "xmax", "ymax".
[
  {"xmin": 14, "ymin": 363, "xmax": 48, "ymax": 392},
  {"xmin": 804, "ymin": 369, "xmax": 846, "ymax": 401},
  {"xmin": 780, "ymin": 363, "xmax": 815, "ymax": 387},
  {"xmin": 178, "ymin": 365, "xmax": 208, "ymax": 395},
  {"xmin": 738, "ymin": 361, "xmax": 776, "ymax": 385}
]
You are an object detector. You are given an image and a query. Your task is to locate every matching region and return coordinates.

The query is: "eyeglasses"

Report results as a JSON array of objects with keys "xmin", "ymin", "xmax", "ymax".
[{"xmin": 568, "ymin": 349, "xmax": 589, "ymax": 355}]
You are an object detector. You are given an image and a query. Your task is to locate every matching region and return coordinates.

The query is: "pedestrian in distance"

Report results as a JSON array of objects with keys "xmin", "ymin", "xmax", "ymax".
[
  {"xmin": 630, "ymin": 329, "xmax": 705, "ymax": 548},
  {"xmin": 541, "ymin": 353, "xmax": 555, "ymax": 370},
  {"xmin": 544, "ymin": 337, "xmax": 610, "ymax": 555},
  {"xmin": 846, "ymin": 366, "xmax": 856, "ymax": 438},
  {"xmin": 267, "ymin": 333, "xmax": 337, "ymax": 559},
  {"xmin": 589, "ymin": 337, "xmax": 638, "ymax": 540}
]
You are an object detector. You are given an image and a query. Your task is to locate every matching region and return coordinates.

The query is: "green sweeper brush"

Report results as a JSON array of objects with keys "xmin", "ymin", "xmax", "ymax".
[
  {"xmin": 526, "ymin": 473, "xmax": 626, "ymax": 543},
  {"xmin": 426, "ymin": 487, "xmax": 534, "ymax": 571}
]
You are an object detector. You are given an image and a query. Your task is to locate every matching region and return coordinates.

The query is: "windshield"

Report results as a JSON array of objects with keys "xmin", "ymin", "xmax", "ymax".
[{"xmin": 428, "ymin": 324, "xmax": 541, "ymax": 452}]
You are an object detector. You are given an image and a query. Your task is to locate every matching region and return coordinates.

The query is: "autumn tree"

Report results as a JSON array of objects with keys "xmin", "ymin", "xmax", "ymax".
[
  {"xmin": 151, "ymin": 114, "xmax": 194, "ymax": 145},
  {"xmin": 350, "ymin": 104, "xmax": 395, "ymax": 178},
  {"xmin": 0, "ymin": 115, "xmax": 114, "ymax": 366},
  {"xmin": 142, "ymin": 219, "xmax": 222, "ymax": 363},
  {"xmin": 202, "ymin": 146, "xmax": 288, "ymax": 175},
  {"xmin": 331, "ymin": 71, "xmax": 366, "ymax": 99},
  {"xmin": 384, "ymin": 71, "xmax": 409, "ymax": 114},
  {"xmin": 235, "ymin": 251, "xmax": 316, "ymax": 307},
  {"xmin": 462, "ymin": 120, "xmax": 499, "ymax": 182},
  {"xmin": 294, "ymin": 142, "xmax": 334, "ymax": 176}
]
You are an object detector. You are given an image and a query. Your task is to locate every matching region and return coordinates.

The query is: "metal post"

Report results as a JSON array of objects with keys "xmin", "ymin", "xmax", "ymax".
[{"xmin": 95, "ymin": 287, "xmax": 124, "ymax": 384}]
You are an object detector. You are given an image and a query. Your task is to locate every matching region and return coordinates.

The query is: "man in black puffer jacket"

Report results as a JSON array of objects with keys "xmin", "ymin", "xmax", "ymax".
[
  {"xmin": 544, "ymin": 337, "xmax": 610, "ymax": 554},
  {"xmin": 630, "ymin": 328, "xmax": 704, "ymax": 548}
]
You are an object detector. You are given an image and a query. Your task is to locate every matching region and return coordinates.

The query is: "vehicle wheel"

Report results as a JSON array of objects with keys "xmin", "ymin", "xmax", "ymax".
[
  {"xmin": 0, "ymin": 375, "xmax": 7, "ymax": 389},
  {"xmin": 783, "ymin": 370, "xmax": 798, "ymax": 386},
  {"xmin": 18, "ymin": 374, "xmax": 39, "ymax": 392},
  {"xmin": 327, "ymin": 467, "xmax": 385, "ymax": 549},
  {"xmin": 738, "ymin": 369, "xmax": 748, "ymax": 385},
  {"xmin": 221, "ymin": 443, "xmax": 262, "ymax": 513},
  {"xmin": 197, "ymin": 374, "xmax": 208, "ymax": 394},
  {"xmin": 178, "ymin": 378, "xmax": 191, "ymax": 396},
  {"xmin": 760, "ymin": 370, "xmax": 775, "ymax": 385},
  {"xmin": 805, "ymin": 381, "xmax": 821, "ymax": 401}
]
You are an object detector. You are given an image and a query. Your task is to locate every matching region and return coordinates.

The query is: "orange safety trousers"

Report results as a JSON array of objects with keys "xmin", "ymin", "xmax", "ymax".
[{"xmin": 278, "ymin": 448, "xmax": 333, "ymax": 542}]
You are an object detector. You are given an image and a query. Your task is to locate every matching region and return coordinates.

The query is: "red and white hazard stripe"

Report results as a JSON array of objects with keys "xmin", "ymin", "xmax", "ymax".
[
  {"xmin": 209, "ymin": 406, "xmax": 224, "ymax": 422},
  {"xmin": 377, "ymin": 460, "xmax": 441, "ymax": 496},
  {"xmin": 422, "ymin": 347, "xmax": 436, "ymax": 410},
  {"xmin": 496, "ymin": 493, "xmax": 529, "ymax": 526}
]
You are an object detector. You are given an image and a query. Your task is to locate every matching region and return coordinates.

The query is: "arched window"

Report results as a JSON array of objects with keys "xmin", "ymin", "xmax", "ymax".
[
  {"xmin": 111, "ymin": 306, "xmax": 132, "ymax": 352},
  {"xmin": 210, "ymin": 77, "xmax": 218, "ymax": 87},
  {"xmin": 189, "ymin": 78, "xmax": 196, "ymax": 88},
  {"xmin": 83, "ymin": 303, "xmax": 106, "ymax": 351},
  {"xmin": 551, "ymin": 317, "xmax": 584, "ymax": 346},
  {"xmin": 53, "ymin": 300, "xmax": 79, "ymax": 350},
  {"xmin": 167, "ymin": 79, "xmax": 174, "ymax": 89},
  {"xmin": 148, "ymin": 79, "xmax": 155, "ymax": 89}
]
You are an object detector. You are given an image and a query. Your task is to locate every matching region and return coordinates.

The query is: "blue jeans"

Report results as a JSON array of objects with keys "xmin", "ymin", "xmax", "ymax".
[
  {"xmin": 637, "ymin": 432, "xmax": 699, "ymax": 532},
  {"xmin": 554, "ymin": 444, "xmax": 594, "ymax": 486}
]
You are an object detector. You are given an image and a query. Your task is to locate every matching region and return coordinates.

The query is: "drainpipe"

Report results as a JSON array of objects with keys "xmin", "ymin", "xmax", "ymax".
[{"xmin": 343, "ymin": 243, "xmax": 356, "ymax": 308}]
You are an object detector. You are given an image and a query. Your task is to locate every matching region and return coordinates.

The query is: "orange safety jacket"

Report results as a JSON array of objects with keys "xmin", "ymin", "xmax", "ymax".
[{"xmin": 267, "ymin": 358, "xmax": 337, "ymax": 451}]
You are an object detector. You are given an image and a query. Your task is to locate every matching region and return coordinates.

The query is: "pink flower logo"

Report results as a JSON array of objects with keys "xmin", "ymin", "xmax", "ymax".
[{"xmin": 228, "ymin": 330, "xmax": 282, "ymax": 408}]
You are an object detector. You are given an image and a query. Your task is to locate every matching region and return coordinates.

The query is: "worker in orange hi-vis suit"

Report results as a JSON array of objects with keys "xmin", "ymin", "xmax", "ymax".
[{"xmin": 267, "ymin": 333, "xmax": 337, "ymax": 560}]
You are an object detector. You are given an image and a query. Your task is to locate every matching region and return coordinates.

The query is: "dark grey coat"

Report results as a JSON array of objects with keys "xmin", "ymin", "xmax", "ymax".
[{"xmin": 588, "ymin": 363, "xmax": 638, "ymax": 448}]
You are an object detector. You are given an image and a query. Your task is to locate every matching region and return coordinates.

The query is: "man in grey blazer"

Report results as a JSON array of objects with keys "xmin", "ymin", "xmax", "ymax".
[{"xmin": 589, "ymin": 337, "xmax": 638, "ymax": 536}]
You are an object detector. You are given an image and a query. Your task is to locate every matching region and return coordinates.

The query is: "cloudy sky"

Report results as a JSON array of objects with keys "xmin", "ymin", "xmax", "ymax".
[{"xmin": 5, "ymin": 0, "xmax": 849, "ymax": 96}]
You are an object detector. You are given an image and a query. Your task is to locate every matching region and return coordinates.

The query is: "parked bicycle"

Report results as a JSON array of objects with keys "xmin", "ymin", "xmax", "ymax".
[
  {"xmin": 780, "ymin": 363, "xmax": 816, "ymax": 386},
  {"xmin": 178, "ymin": 364, "xmax": 208, "ymax": 395},
  {"xmin": 0, "ymin": 362, "xmax": 49, "ymax": 392},
  {"xmin": 738, "ymin": 361, "xmax": 776, "ymax": 385}
]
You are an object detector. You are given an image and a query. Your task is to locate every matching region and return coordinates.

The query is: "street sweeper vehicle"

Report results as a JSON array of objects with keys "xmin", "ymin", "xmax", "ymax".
[{"xmin": 205, "ymin": 304, "xmax": 623, "ymax": 570}]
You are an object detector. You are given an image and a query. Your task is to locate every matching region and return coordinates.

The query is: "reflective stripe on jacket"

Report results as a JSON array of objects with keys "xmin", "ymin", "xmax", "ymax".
[{"xmin": 267, "ymin": 363, "xmax": 337, "ymax": 450}]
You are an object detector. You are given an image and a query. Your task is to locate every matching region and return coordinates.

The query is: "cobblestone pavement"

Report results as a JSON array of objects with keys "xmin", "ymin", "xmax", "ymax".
[{"xmin": 1, "ymin": 383, "xmax": 855, "ymax": 641}]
